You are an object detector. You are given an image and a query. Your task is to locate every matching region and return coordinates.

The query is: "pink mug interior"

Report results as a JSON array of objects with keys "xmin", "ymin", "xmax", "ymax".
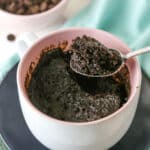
[{"xmin": 17, "ymin": 28, "xmax": 141, "ymax": 125}]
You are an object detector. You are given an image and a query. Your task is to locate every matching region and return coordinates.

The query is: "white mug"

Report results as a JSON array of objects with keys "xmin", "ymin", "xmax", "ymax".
[
  {"xmin": 0, "ymin": 0, "xmax": 68, "ymax": 32},
  {"xmin": 17, "ymin": 28, "xmax": 141, "ymax": 150}
]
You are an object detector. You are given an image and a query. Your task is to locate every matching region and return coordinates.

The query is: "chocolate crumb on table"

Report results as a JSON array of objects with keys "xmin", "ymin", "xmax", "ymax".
[{"xmin": 7, "ymin": 34, "xmax": 16, "ymax": 42}]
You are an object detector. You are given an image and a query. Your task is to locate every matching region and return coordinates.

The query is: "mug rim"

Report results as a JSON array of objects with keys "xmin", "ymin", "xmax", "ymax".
[
  {"xmin": 0, "ymin": 0, "xmax": 67, "ymax": 18},
  {"xmin": 17, "ymin": 27, "xmax": 141, "ymax": 126}
]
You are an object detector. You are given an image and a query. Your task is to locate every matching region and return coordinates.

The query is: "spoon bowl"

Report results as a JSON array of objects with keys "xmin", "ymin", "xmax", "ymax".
[{"xmin": 70, "ymin": 47, "xmax": 150, "ymax": 78}]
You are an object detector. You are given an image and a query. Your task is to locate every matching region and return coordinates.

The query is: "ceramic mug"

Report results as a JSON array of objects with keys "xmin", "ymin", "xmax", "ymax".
[
  {"xmin": 17, "ymin": 28, "xmax": 141, "ymax": 150},
  {"xmin": 0, "ymin": 0, "xmax": 68, "ymax": 32}
]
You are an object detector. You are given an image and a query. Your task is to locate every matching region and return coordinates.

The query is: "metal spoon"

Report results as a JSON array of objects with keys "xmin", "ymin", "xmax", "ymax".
[{"xmin": 70, "ymin": 47, "xmax": 150, "ymax": 78}]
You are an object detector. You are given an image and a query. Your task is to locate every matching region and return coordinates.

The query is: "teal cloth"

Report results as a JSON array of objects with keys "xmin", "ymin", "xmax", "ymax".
[{"xmin": 64, "ymin": 0, "xmax": 150, "ymax": 77}]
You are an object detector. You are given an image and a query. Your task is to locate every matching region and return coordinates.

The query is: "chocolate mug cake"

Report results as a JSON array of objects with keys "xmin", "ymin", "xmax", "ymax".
[{"xmin": 26, "ymin": 35, "xmax": 130, "ymax": 122}]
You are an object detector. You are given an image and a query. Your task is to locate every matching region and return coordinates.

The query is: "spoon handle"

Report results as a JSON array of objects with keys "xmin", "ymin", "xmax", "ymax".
[{"xmin": 124, "ymin": 46, "xmax": 150, "ymax": 60}]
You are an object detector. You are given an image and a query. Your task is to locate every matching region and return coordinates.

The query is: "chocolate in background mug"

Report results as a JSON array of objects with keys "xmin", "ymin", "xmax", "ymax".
[
  {"xmin": 16, "ymin": 28, "xmax": 141, "ymax": 150},
  {"xmin": 0, "ymin": 0, "xmax": 68, "ymax": 32}
]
